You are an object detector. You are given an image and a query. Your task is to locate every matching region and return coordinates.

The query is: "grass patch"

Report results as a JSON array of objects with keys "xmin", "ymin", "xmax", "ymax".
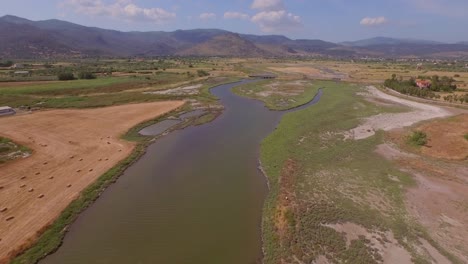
[
  {"xmin": 464, "ymin": 133, "xmax": 468, "ymax": 141},
  {"xmin": 0, "ymin": 136, "xmax": 31, "ymax": 164},
  {"xmin": 407, "ymin": 131, "xmax": 428, "ymax": 146},
  {"xmin": 258, "ymin": 81, "xmax": 460, "ymax": 263}
]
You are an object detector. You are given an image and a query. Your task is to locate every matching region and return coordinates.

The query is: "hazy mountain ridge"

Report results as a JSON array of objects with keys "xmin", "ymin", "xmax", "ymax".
[{"xmin": 1, "ymin": 15, "xmax": 467, "ymax": 59}]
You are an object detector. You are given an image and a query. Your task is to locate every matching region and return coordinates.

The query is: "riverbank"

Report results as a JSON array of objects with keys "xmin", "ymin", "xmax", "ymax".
[
  {"xmin": 257, "ymin": 81, "xmax": 462, "ymax": 263},
  {"xmin": 0, "ymin": 101, "xmax": 184, "ymax": 264}
]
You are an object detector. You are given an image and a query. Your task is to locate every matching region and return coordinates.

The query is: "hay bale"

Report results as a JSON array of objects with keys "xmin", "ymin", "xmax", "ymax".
[
  {"xmin": 20, "ymin": 176, "xmax": 26, "ymax": 180},
  {"xmin": 6, "ymin": 216, "xmax": 14, "ymax": 221},
  {"xmin": 79, "ymin": 158, "xmax": 83, "ymax": 161},
  {"xmin": 76, "ymin": 169, "xmax": 81, "ymax": 173},
  {"xmin": 67, "ymin": 184, "xmax": 72, "ymax": 188},
  {"xmin": 28, "ymin": 188, "xmax": 34, "ymax": 192},
  {"xmin": 20, "ymin": 184, "xmax": 26, "ymax": 188},
  {"xmin": 89, "ymin": 169, "xmax": 93, "ymax": 172},
  {"xmin": 38, "ymin": 194, "xmax": 44, "ymax": 198},
  {"xmin": 70, "ymin": 155, "xmax": 75, "ymax": 159},
  {"xmin": 48, "ymin": 176, "xmax": 54, "ymax": 180},
  {"xmin": 35, "ymin": 172, "xmax": 40, "ymax": 175},
  {"xmin": 0, "ymin": 208, "xmax": 7, "ymax": 213},
  {"xmin": 43, "ymin": 162, "xmax": 48, "ymax": 165}
]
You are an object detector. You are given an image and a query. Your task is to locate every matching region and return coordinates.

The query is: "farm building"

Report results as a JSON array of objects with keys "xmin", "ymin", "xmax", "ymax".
[
  {"xmin": 416, "ymin": 79, "xmax": 431, "ymax": 89},
  {"xmin": 0, "ymin": 106, "xmax": 16, "ymax": 116}
]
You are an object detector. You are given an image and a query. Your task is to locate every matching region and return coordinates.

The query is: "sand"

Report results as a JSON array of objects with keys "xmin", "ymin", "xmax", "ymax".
[
  {"xmin": 347, "ymin": 86, "xmax": 453, "ymax": 140},
  {"xmin": 0, "ymin": 101, "xmax": 184, "ymax": 263}
]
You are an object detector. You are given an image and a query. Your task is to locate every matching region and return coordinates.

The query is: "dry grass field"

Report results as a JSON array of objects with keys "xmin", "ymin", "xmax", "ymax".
[{"xmin": 0, "ymin": 101, "xmax": 184, "ymax": 263}]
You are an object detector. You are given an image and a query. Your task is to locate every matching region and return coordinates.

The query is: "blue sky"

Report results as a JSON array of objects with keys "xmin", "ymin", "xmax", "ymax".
[{"xmin": 1, "ymin": 0, "xmax": 467, "ymax": 43}]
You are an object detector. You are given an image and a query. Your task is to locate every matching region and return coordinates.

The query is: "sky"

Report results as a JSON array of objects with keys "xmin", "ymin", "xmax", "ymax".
[{"xmin": 1, "ymin": 0, "xmax": 468, "ymax": 43}]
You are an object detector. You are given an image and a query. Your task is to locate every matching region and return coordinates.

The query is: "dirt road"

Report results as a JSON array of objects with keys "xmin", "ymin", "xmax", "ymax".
[
  {"xmin": 0, "ymin": 101, "xmax": 184, "ymax": 263},
  {"xmin": 348, "ymin": 86, "xmax": 454, "ymax": 139}
]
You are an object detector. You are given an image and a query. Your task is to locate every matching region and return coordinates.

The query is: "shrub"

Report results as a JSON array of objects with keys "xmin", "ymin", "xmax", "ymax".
[
  {"xmin": 57, "ymin": 72, "xmax": 76, "ymax": 81},
  {"xmin": 78, "ymin": 72, "xmax": 96, "ymax": 80},
  {"xmin": 408, "ymin": 131, "xmax": 427, "ymax": 146},
  {"xmin": 197, "ymin": 70, "xmax": 209, "ymax": 77}
]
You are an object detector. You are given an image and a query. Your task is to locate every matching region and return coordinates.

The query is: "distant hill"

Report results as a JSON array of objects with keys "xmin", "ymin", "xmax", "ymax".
[
  {"xmin": 1, "ymin": 15, "xmax": 468, "ymax": 59},
  {"xmin": 341, "ymin": 37, "xmax": 443, "ymax": 47},
  {"xmin": 177, "ymin": 33, "xmax": 271, "ymax": 57}
]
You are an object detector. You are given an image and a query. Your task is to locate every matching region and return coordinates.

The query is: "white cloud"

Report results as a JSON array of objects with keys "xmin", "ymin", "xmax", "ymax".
[
  {"xmin": 251, "ymin": 0, "xmax": 284, "ymax": 11},
  {"xmin": 360, "ymin": 16, "xmax": 388, "ymax": 26},
  {"xmin": 250, "ymin": 0, "xmax": 301, "ymax": 33},
  {"xmin": 224, "ymin": 12, "xmax": 250, "ymax": 20},
  {"xmin": 199, "ymin": 12, "xmax": 216, "ymax": 20},
  {"xmin": 251, "ymin": 10, "xmax": 301, "ymax": 33},
  {"xmin": 61, "ymin": 0, "xmax": 175, "ymax": 23}
]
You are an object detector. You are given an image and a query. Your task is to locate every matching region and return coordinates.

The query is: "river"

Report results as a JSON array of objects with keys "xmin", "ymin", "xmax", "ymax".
[{"xmin": 42, "ymin": 80, "xmax": 321, "ymax": 264}]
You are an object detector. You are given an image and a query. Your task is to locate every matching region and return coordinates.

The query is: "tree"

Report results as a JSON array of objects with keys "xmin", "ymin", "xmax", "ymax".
[
  {"xmin": 0, "ymin": 60, "xmax": 13, "ymax": 67},
  {"xmin": 78, "ymin": 72, "xmax": 96, "ymax": 79},
  {"xmin": 57, "ymin": 72, "xmax": 76, "ymax": 81}
]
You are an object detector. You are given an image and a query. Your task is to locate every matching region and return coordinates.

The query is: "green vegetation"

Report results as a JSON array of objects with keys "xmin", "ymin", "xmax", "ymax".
[
  {"xmin": 258, "ymin": 81, "xmax": 459, "ymax": 263},
  {"xmin": 57, "ymin": 72, "xmax": 76, "ymax": 81},
  {"xmin": 407, "ymin": 131, "xmax": 428, "ymax": 146},
  {"xmin": 197, "ymin": 69, "xmax": 210, "ymax": 77},
  {"xmin": 0, "ymin": 136, "xmax": 31, "ymax": 164},
  {"xmin": 78, "ymin": 71, "xmax": 97, "ymax": 80},
  {"xmin": 232, "ymin": 80, "xmax": 320, "ymax": 110},
  {"xmin": 384, "ymin": 74, "xmax": 457, "ymax": 100},
  {"xmin": 464, "ymin": 134, "xmax": 468, "ymax": 141},
  {"xmin": 0, "ymin": 60, "xmax": 14, "ymax": 67}
]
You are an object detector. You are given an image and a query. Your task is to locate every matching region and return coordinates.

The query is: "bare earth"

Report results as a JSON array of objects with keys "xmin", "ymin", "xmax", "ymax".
[
  {"xmin": 347, "ymin": 86, "xmax": 453, "ymax": 140},
  {"xmin": 0, "ymin": 101, "xmax": 184, "ymax": 263}
]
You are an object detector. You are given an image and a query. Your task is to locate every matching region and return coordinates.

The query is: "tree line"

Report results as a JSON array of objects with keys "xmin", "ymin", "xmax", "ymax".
[{"xmin": 384, "ymin": 74, "xmax": 468, "ymax": 103}]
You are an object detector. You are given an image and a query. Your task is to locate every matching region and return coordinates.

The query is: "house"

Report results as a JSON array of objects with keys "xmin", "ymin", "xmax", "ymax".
[
  {"xmin": 0, "ymin": 106, "xmax": 16, "ymax": 116},
  {"xmin": 416, "ymin": 79, "xmax": 431, "ymax": 89}
]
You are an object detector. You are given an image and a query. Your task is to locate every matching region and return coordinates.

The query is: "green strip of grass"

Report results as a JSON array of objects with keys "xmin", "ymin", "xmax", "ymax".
[
  {"xmin": 0, "ymin": 77, "xmax": 139, "ymax": 95},
  {"xmin": 259, "ymin": 81, "xmax": 460, "ymax": 263}
]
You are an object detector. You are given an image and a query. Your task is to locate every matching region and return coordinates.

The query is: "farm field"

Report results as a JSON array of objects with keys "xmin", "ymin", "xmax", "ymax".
[{"xmin": 0, "ymin": 101, "xmax": 184, "ymax": 263}]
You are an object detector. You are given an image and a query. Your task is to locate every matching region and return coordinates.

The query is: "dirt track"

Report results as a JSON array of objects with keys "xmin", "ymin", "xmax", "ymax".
[
  {"xmin": 0, "ymin": 101, "xmax": 184, "ymax": 263},
  {"xmin": 348, "ymin": 86, "xmax": 454, "ymax": 139}
]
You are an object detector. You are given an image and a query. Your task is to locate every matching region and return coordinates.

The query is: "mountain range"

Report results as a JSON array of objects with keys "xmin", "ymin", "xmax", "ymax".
[{"xmin": 1, "ymin": 15, "xmax": 467, "ymax": 59}]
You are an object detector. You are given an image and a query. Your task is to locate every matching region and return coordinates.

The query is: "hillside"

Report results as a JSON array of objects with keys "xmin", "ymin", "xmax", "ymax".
[
  {"xmin": 1, "ymin": 15, "xmax": 468, "ymax": 59},
  {"xmin": 177, "ymin": 33, "xmax": 271, "ymax": 57}
]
